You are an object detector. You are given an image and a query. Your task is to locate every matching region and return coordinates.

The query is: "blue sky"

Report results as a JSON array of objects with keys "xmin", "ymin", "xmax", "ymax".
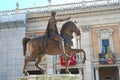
[{"xmin": 0, "ymin": 0, "xmax": 92, "ymax": 11}]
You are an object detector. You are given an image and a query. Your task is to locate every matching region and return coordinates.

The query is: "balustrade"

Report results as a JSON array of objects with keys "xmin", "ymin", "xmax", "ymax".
[{"xmin": 0, "ymin": 0, "xmax": 120, "ymax": 16}]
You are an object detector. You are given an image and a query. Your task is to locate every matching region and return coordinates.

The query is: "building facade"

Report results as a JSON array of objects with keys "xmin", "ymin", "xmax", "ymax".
[
  {"xmin": 0, "ymin": 0, "xmax": 120, "ymax": 80},
  {"xmin": 0, "ymin": 14, "xmax": 26, "ymax": 80}
]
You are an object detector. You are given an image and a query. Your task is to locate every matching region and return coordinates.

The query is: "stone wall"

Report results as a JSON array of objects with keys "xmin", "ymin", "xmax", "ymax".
[{"xmin": 0, "ymin": 28, "xmax": 25, "ymax": 80}]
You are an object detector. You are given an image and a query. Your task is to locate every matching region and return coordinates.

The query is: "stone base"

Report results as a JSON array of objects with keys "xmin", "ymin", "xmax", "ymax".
[{"xmin": 18, "ymin": 74, "xmax": 82, "ymax": 80}]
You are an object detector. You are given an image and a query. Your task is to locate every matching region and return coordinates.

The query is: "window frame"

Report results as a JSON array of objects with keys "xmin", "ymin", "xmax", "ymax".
[{"xmin": 96, "ymin": 27, "xmax": 114, "ymax": 53}]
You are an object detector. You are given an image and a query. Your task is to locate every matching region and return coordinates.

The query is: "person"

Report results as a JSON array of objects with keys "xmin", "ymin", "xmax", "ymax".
[{"xmin": 45, "ymin": 11, "xmax": 71, "ymax": 57}]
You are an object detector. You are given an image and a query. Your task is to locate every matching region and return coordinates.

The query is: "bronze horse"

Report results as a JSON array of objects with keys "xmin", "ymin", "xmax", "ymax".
[{"xmin": 22, "ymin": 21, "xmax": 86, "ymax": 75}]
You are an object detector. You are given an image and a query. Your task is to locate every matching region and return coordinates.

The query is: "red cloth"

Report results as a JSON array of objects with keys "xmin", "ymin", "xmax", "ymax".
[
  {"xmin": 60, "ymin": 55, "xmax": 76, "ymax": 66},
  {"xmin": 107, "ymin": 58, "xmax": 114, "ymax": 64}
]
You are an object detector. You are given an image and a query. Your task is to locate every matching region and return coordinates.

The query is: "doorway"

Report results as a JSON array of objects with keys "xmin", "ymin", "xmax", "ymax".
[{"xmin": 99, "ymin": 67, "xmax": 119, "ymax": 80}]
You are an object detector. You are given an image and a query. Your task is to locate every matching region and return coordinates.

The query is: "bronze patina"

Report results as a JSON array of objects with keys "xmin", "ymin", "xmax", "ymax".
[{"xmin": 22, "ymin": 11, "xmax": 86, "ymax": 76}]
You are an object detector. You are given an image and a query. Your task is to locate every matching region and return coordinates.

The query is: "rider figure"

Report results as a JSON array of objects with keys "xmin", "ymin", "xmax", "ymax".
[{"xmin": 45, "ymin": 11, "xmax": 71, "ymax": 57}]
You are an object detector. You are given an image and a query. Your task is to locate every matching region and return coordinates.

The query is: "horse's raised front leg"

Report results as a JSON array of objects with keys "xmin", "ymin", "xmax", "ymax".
[
  {"xmin": 64, "ymin": 56, "xmax": 71, "ymax": 74},
  {"xmin": 35, "ymin": 56, "xmax": 44, "ymax": 74},
  {"xmin": 70, "ymin": 49, "xmax": 86, "ymax": 64},
  {"xmin": 80, "ymin": 49, "xmax": 86, "ymax": 64}
]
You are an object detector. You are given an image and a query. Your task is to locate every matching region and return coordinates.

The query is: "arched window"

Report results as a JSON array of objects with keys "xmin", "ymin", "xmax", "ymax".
[{"xmin": 96, "ymin": 27, "xmax": 114, "ymax": 53}]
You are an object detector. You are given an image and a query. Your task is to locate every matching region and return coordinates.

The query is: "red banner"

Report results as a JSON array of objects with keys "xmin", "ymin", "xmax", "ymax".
[{"xmin": 60, "ymin": 55, "xmax": 76, "ymax": 66}]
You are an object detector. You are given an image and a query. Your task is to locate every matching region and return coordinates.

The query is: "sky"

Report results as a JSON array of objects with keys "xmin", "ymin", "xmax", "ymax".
[{"xmin": 0, "ymin": 0, "xmax": 92, "ymax": 11}]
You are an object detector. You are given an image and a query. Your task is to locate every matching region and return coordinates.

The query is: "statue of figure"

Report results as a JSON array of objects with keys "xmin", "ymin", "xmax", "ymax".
[
  {"xmin": 16, "ymin": 1, "xmax": 19, "ymax": 9},
  {"xmin": 45, "ymin": 11, "xmax": 71, "ymax": 56},
  {"xmin": 22, "ymin": 11, "xmax": 86, "ymax": 75}
]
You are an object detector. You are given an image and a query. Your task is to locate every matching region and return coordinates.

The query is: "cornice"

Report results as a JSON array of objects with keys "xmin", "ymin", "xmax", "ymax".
[{"xmin": 27, "ymin": 5, "xmax": 120, "ymax": 23}]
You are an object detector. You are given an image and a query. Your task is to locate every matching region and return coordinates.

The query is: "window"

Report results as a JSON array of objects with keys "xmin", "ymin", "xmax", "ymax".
[
  {"xmin": 96, "ymin": 27, "xmax": 114, "ymax": 53},
  {"xmin": 97, "ymin": 27, "xmax": 115, "ymax": 64},
  {"xmin": 102, "ymin": 39, "xmax": 109, "ymax": 53}
]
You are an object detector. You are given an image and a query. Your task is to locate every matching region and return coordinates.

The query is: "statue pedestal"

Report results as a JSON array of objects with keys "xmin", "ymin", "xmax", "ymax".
[{"xmin": 18, "ymin": 74, "xmax": 82, "ymax": 80}]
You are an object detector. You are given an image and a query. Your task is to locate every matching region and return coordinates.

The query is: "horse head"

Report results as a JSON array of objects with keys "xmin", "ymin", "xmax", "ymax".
[
  {"xmin": 61, "ymin": 21, "xmax": 80, "ymax": 36},
  {"xmin": 60, "ymin": 21, "xmax": 80, "ymax": 47},
  {"xmin": 69, "ymin": 21, "xmax": 80, "ymax": 36}
]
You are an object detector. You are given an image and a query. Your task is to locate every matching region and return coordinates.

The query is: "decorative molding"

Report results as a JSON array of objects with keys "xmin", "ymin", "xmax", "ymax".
[
  {"xmin": 27, "ymin": 4, "xmax": 120, "ymax": 22},
  {"xmin": 96, "ymin": 27, "xmax": 114, "ymax": 53},
  {"xmin": 96, "ymin": 27, "xmax": 114, "ymax": 37},
  {"xmin": 81, "ymin": 25, "xmax": 91, "ymax": 32},
  {"xmin": 1, "ymin": 0, "xmax": 120, "ymax": 16}
]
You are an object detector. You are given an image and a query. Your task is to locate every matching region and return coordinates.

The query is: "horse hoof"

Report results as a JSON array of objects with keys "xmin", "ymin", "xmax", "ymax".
[
  {"xmin": 40, "ymin": 70, "xmax": 44, "ymax": 75},
  {"xmin": 65, "ymin": 71, "xmax": 71, "ymax": 74},
  {"xmin": 82, "ymin": 60, "xmax": 86, "ymax": 64},
  {"xmin": 23, "ymin": 71, "xmax": 29, "ymax": 76},
  {"xmin": 82, "ymin": 61, "xmax": 85, "ymax": 64},
  {"xmin": 41, "ymin": 72, "xmax": 44, "ymax": 75},
  {"xmin": 82, "ymin": 57, "xmax": 86, "ymax": 64},
  {"xmin": 24, "ymin": 72, "xmax": 29, "ymax": 76}
]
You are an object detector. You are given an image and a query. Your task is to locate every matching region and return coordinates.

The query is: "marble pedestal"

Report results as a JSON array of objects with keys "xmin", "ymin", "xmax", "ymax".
[{"xmin": 18, "ymin": 74, "xmax": 82, "ymax": 80}]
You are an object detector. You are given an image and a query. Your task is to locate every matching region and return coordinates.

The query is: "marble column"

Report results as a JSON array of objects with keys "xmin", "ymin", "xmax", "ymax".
[
  {"xmin": 81, "ymin": 25, "xmax": 94, "ymax": 80},
  {"xmin": 95, "ymin": 67, "xmax": 99, "ymax": 80},
  {"xmin": 118, "ymin": 23, "xmax": 120, "ymax": 38}
]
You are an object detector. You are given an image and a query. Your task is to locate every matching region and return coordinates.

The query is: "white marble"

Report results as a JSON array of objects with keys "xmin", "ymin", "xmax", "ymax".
[
  {"xmin": 81, "ymin": 26, "xmax": 94, "ymax": 80},
  {"xmin": 46, "ymin": 55, "xmax": 54, "ymax": 75},
  {"xmin": 0, "ymin": 14, "xmax": 26, "ymax": 22},
  {"xmin": 19, "ymin": 74, "xmax": 82, "ymax": 80},
  {"xmin": 0, "ymin": 27, "xmax": 25, "ymax": 80}
]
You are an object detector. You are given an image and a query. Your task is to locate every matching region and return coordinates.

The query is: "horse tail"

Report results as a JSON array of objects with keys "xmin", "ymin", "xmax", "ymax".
[{"xmin": 22, "ymin": 37, "xmax": 31, "ymax": 56}]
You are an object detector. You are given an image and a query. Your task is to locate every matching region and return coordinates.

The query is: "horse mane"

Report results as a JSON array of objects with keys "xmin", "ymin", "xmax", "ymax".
[
  {"xmin": 60, "ymin": 21, "xmax": 74, "ymax": 34},
  {"xmin": 60, "ymin": 21, "xmax": 75, "ymax": 47}
]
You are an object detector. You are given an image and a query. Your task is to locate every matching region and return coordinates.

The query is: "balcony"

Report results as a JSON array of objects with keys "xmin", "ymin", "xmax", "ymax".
[{"xmin": 99, "ymin": 53, "xmax": 116, "ymax": 65}]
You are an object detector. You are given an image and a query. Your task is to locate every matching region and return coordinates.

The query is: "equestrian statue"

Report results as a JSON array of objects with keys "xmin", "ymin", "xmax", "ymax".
[{"xmin": 22, "ymin": 11, "xmax": 86, "ymax": 76}]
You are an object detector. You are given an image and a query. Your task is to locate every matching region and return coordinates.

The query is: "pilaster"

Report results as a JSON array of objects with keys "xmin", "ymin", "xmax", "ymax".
[
  {"xmin": 118, "ymin": 23, "xmax": 120, "ymax": 38},
  {"xmin": 81, "ymin": 25, "xmax": 94, "ymax": 80}
]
